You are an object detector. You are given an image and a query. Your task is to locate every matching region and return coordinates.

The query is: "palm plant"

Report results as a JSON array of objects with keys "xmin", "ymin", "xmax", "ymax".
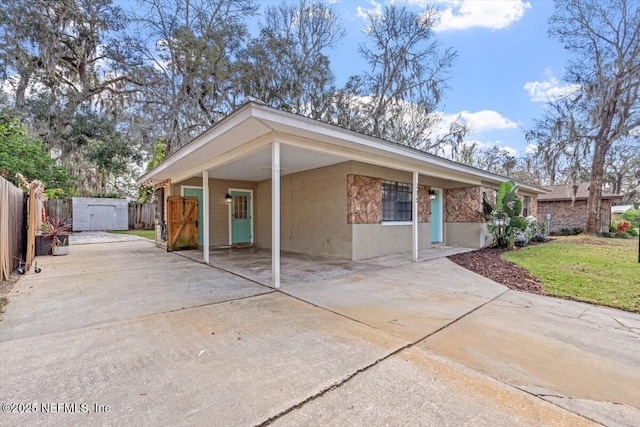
[{"xmin": 41, "ymin": 216, "xmax": 71, "ymax": 249}]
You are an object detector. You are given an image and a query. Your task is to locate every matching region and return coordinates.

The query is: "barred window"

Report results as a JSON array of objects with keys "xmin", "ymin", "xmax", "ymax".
[{"xmin": 382, "ymin": 181, "xmax": 412, "ymax": 221}]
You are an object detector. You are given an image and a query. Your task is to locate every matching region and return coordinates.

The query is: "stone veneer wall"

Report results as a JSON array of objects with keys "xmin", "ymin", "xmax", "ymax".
[
  {"xmin": 418, "ymin": 185, "xmax": 431, "ymax": 223},
  {"xmin": 445, "ymin": 186, "xmax": 495, "ymax": 223},
  {"xmin": 347, "ymin": 174, "xmax": 431, "ymax": 224},
  {"xmin": 347, "ymin": 175, "xmax": 382, "ymax": 224}
]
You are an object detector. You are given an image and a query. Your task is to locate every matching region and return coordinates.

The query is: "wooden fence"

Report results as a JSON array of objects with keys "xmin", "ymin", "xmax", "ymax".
[
  {"xmin": 129, "ymin": 203, "xmax": 155, "ymax": 229},
  {"xmin": 44, "ymin": 199, "xmax": 72, "ymax": 221},
  {"xmin": 43, "ymin": 199, "xmax": 155, "ymax": 230},
  {"xmin": 0, "ymin": 177, "xmax": 26, "ymax": 281}
]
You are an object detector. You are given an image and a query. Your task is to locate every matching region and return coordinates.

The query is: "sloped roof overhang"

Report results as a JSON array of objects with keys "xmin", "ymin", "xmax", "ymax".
[{"xmin": 138, "ymin": 102, "xmax": 548, "ymax": 194}]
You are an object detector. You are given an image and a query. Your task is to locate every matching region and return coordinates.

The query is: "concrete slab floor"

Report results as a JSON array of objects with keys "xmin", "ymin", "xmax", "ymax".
[
  {"xmin": 421, "ymin": 290, "xmax": 640, "ymax": 426},
  {"xmin": 0, "ymin": 293, "xmax": 408, "ymax": 427},
  {"xmin": 272, "ymin": 346, "xmax": 595, "ymax": 427},
  {"xmin": 2, "ymin": 240, "xmax": 638, "ymax": 426},
  {"xmin": 0, "ymin": 240, "xmax": 271, "ymax": 341},
  {"xmin": 179, "ymin": 245, "xmax": 474, "ymax": 287},
  {"xmin": 283, "ymin": 257, "xmax": 509, "ymax": 342}
]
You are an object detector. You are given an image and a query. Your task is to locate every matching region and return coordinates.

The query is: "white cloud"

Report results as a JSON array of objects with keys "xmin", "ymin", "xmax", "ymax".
[
  {"xmin": 356, "ymin": 0, "xmax": 383, "ymax": 19},
  {"xmin": 434, "ymin": 0, "xmax": 531, "ymax": 31},
  {"xmin": 463, "ymin": 139, "xmax": 518, "ymax": 156},
  {"xmin": 445, "ymin": 110, "xmax": 517, "ymax": 132},
  {"xmin": 524, "ymin": 69, "xmax": 580, "ymax": 102},
  {"xmin": 525, "ymin": 143, "xmax": 538, "ymax": 154}
]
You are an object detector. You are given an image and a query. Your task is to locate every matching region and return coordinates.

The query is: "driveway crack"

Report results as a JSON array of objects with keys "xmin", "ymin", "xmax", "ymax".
[{"xmin": 255, "ymin": 289, "xmax": 511, "ymax": 426}]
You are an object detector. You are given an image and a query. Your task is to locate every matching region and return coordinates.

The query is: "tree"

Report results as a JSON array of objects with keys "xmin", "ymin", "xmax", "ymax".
[
  {"xmin": 0, "ymin": 0, "xmax": 142, "ymax": 196},
  {"xmin": 0, "ymin": 114, "xmax": 70, "ymax": 196},
  {"xmin": 453, "ymin": 143, "xmax": 517, "ymax": 176},
  {"xmin": 604, "ymin": 138, "xmax": 640, "ymax": 203},
  {"xmin": 239, "ymin": 0, "xmax": 344, "ymax": 119},
  {"xmin": 337, "ymin": 4, "xmax": 465, "ymax": 154},
  {"xmin": 132, "ymin": 0, "xmax": 257, "ymax": 154},
  {"xmin": 0, "ymin": 0, "xmax": 137, "ymax": 148},
  {"xmin": 535, "ymin": 0, "xmax": 640, "ymax": 232}
]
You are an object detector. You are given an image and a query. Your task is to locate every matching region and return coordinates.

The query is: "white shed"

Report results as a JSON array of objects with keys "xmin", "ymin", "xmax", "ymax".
[{"xmin": 72, "ymin": 198, "xmax": 128, "ymax": 231}]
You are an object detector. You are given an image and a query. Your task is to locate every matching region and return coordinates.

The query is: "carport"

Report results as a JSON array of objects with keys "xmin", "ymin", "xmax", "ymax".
[{"xmin": 137, "ymin": 101, "xmax": 546, "ymax": 288}]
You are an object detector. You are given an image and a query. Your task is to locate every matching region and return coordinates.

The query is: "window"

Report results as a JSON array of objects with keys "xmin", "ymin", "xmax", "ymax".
[
  {"xmin": 522, "ymin": 195, "xmax": 531, "ymax": 217},
  {"xmin": 382, "ymin": 181, "xmax": 412, "ymax": 221}
]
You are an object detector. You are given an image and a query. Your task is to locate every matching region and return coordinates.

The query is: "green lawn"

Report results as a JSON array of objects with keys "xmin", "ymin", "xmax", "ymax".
[
  {"xmin": 108, "ymin": 229, "xmax": 156, "ymax": 240},
  {"xmin": 502, "ymin": 236, "xmax": 640, "ymax": 312}
]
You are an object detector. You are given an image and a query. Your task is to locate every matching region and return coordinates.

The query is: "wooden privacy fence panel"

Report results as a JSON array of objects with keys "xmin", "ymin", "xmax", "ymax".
[
  {"xmin": 129, "ymin": 203, "xmax": 155, "ymax": 229},
  {"xmin": 166, "ymin": 196, "xmax": 199, "ymax": 251},
  {"xmin": 44, "ymin": 199, "xmax": 72, "ymax": 221},
  {"xmin": 0, "ymin": 177, "xmax": 26, "ymax": 281}
]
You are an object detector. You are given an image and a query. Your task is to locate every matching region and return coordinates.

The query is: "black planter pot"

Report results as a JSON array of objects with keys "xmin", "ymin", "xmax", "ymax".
[{"xmin": 35, "ymin": 235, "xmax": 53, "ymax": 256}]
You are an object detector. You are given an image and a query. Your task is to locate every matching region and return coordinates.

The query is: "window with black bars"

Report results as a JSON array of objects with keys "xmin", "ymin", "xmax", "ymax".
[{"xmin": 382, "ymin": 181, "xmax": 412, "ymax": 221}]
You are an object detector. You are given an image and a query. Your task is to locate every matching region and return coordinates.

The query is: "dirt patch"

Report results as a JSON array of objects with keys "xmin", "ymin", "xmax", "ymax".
[
  {"xmin": 448, "ymin": 248, "xmax": 545, "ymax": 295},
  {"xmin": 0, "ymin": 274, "xmax": 19, "ymax": 314}
]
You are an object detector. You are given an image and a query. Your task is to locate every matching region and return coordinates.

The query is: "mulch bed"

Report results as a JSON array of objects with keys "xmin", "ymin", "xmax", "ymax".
[{"xmin": 448, "ymin": 247, "xmax": 546, "ymax": 295}]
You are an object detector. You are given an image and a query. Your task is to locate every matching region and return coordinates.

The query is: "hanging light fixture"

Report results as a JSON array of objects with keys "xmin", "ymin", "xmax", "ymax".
[
  {"xmin": 428, "ymin": 190, "xmax": 437, "ymax": 200},
  {"xmin": 225, "ymin": 193, "xmax": 232, "ymax": 204}
]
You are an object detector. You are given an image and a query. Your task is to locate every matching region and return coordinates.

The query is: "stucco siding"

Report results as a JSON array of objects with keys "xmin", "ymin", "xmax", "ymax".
[
  {"xmin": 255, "ymin": 162, "xmax": 353, "ymax": 259},
  {"xmin": 445, "ymin": 223, "xmax": 491, "ymax": 249},
  {"xmin": 352, "ymin": 224, "xmax": 431, "ymax": 260}
]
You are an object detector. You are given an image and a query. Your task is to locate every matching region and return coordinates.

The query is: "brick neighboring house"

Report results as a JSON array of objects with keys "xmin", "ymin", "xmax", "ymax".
[{"xmin": 538, "ymin": 183, "xmax": 623, "ymax": 233}]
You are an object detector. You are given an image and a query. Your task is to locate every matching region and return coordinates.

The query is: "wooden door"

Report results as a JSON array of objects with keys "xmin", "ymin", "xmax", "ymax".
[
  {"xmin": 167, "ymin": 196, "xmax": 199, "ymax": 251},
  {"xmin": 183, "ymin": 188, "xmax": 203, "ymax": 245}
]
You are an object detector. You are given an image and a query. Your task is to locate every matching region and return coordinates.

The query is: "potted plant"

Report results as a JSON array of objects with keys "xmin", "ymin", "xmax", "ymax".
[{"xmin": 41, "ymin": 217, "xmax": 72, "ymax": 256}]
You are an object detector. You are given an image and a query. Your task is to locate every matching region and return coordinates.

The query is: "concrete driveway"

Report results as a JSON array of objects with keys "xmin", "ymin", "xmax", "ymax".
[{"xmin": 1, "ymin": 240, "xmax": 638, "ymax": 426}]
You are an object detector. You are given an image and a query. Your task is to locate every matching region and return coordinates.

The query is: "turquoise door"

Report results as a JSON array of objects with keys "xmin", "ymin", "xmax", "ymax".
[
  {"xmin": 431, "ymin": 189, "xmax": 442, "ymax": 243},
  {"xmin": 231, "ymin": 191, "xmax": 251, "ymax": 244},
  {"xmin": 183, "ymin": 188, "xmax": 203, "ymax": 246}
]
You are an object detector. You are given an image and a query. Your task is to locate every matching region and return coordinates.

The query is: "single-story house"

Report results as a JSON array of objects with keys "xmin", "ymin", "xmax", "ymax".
[
  {"xmin": 138, "ymin": 101, "xmax": 546, "ymax": 287},
  {"xmin": 537, "ymin": 183, "xmax": 623, "ymax": 233}
]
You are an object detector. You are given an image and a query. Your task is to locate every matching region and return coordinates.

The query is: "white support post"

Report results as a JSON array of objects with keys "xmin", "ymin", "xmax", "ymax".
[
  {"xmin": 412, "ymin": 171, "xmax": 419, "ymax": 262},
  {"xmin": 202, "ymin": 169, "xmax": 210, "ymax": 264},
  {"xmin": 272, "ymin": 141, "xmax": 281, "ymax": 288}
]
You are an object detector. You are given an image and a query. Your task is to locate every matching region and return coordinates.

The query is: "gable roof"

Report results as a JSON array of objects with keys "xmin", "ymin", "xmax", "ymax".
[
  {"xmin": 138, "ymin": 101, "xmax": 548, "ymax": 194},
  {"xmin": 539, "ymin": 183, "xmax": 623, "ymax": 202}
]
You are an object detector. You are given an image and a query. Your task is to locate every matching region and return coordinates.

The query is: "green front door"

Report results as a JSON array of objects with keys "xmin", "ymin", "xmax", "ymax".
[
  {"xmin": 183, "ymin": 188, "xmax": 203, "ymax": 246},
  {"xmin": 231, "ymin": 191, "xmax": 251, "ymax": 244},
  {"xmin": 431, "ymin": 189, "xmax": 442, "ymax": 243}
]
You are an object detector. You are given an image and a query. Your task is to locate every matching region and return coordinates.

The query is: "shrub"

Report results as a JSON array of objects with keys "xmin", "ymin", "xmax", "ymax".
[
  {"xmin": 616, "ymin": 220, "xmax": 631, "ymax": 233},
  {"xmin": 531, "ymin": 233, "xmax": 546, "ymax": 242},
  {"xmin": 622, "ymin": 209, "xmax": 639, "ymax": 224},
  {"xmin": 559, "ymin": 227, "xmax": 584, "ymax": 236},
  {"xmin": 514, "ymin": 234, "xmax": 528, "ymax": 247}
]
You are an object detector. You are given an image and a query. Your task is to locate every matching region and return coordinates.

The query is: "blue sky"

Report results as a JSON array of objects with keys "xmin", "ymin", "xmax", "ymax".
[
  {"xmin": 109, "ymin": 0, "xmax": 576, "ymax": 157},
  {"xmin": 318, "ymin": 0, "xmax": 574, "ymax": 157}
]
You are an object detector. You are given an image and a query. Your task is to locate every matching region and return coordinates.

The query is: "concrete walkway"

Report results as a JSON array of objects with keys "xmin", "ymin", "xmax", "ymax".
[{"xmin": 0, "ymin": 241, "xmax": 638, "ymax": 426}]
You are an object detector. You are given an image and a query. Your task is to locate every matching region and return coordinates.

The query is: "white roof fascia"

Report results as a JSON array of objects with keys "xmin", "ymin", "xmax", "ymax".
[
  {"xmin": 251, "ymin": 105, "xmax": 545, "ymax": 193},
  {"xmin": 273, "ymin": 134, "xmax": 482, "ymax": 186},
  {"xmin": 137, "ymin": 103, "xmax": 255, "ymax": 185},
  {"xmin": 139, "ymin": 102, "xmax": 547, "ymax": 194}
]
